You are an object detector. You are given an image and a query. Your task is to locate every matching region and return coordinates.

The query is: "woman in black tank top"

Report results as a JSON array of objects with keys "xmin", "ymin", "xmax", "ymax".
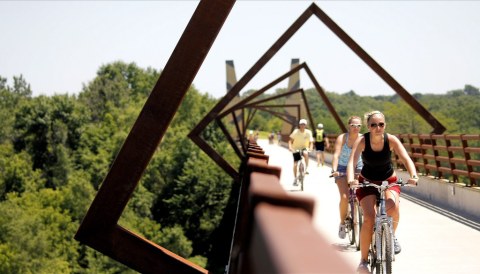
[
  {"xmin": 361, "ymin": 132, "xmax": 394, "ymax": 181},
  {"xmin": 346, "ymin": 111, "xmax": 419, "ymax": 272}
]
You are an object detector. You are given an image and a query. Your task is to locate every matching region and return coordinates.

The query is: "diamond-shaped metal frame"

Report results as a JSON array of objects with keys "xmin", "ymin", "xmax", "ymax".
[
  {"xmin": 192, "ymin": 61, "xmax": 345, "ymax": 179},
  {"xmin": 221, "ymin": 87, "xmax": 314, "ymax": 154},
  {"xmin": 217, "ymin": 101, "xmax": 301, "ymax": 160},
  {"xmin": 74, "ymin": 1, "xmax": 235, "ymax": 273},
  {"xmin": 189, "ymin": 3, "xmax": 445, "ymax": 181}
]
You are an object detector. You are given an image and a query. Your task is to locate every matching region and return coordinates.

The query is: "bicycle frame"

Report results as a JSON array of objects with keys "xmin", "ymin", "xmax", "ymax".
[
  {"xmin": 373, "ymin": 181, "xmax": 394, "ymax": 268},
  {"xmin": 357, "ymin": 180, "xmax": 408, "ymax": 274}
]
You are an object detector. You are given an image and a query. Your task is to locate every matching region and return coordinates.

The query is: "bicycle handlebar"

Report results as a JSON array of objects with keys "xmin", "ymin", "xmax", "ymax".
[
  {"xmin": 352, "ymin": 179, "xmax": 416, "ymax": 190},
  {"xmin": 329, "ymin": 172, "xmax": 344, "ymax": 178},
  {"xmin": 329, "ymin": 171, "xmax": 358, "ymax": 179}
]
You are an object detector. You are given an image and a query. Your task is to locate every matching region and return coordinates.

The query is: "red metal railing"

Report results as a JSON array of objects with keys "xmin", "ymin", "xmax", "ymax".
[
  {"xmin": 227, "ymin": 140, "xmax": 354, "ymax": 273},
  {"xmin": 327, "ymin": 133, "xmax": 480, "ymax": 187}
]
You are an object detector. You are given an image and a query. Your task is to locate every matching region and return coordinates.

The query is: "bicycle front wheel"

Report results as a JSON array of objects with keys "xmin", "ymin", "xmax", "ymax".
[
  {"xmin": 378, "ymin": 223, "xmax": 393, "ymax": 274},
  {"xmin": 346, "ymin": 204, "xmax": 354, "ymax": 245},
  {"xmin": 345, "ymin": 214, "xmax": 355, "ymax": 245},
  {"xmin": 299, "ymin": 162, "xmax": 305, "ymax": 191},
  {"xmin": 353, "ymin": 199, "xmax": 363, "ymax": 251}
]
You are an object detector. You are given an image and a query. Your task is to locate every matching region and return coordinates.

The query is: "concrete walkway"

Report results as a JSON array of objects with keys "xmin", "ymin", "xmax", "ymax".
[{"xmin": 258, "ymin": 139, "xmax": 480, "ymax": 273}]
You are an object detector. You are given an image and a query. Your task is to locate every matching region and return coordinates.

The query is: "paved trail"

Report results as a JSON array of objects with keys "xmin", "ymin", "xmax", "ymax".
[{"xmin": 259, "ymin": 139, "xmax": 480, "ymax": 273}]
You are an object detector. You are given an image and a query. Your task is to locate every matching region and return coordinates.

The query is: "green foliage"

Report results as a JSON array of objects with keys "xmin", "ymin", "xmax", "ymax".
[
  {"xmin": 12, "ymin": 95, "xmax": 88, "ymax": 189},
  {"xmin": 0, "ymin": 190, "xmax": 79, "ymax": 273},
  {"xmin": 0, "ymin": 143, "xmax": 44, "ymax": 199},
  {"xmin": 188, "ymin": 255, "xmax": 207, "ymax": 268},
  {"xmin": 78, "ymin": 61, "xmax": 159, "ymax": 122},
  {"xmin": 0, "ymin": 76, "xmax": 32, "ymax": 143},
  {"xmin": 156, "ymin": 151, "xmax": 233, "ymax": 252}
]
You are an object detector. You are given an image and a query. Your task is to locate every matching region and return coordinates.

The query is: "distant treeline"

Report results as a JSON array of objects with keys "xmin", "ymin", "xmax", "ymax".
[
  {"xmin": 0, "ymin": 61, "xmax": 478, "ymax": 273},
  {"xmin": 244, "ymin": 84, "xmax": 480, "ymax": 135}
]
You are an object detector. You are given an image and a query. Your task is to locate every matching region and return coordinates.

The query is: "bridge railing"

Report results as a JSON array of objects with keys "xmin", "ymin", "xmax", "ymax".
[
  {"xmin": 396, "ymin": 134, "xmax": 480, "ymax": 187},
  {"xmin": 228, "ymin": 140, "xmax": 353, "ymax": 274},
  {"xmin": 326, "ymin": 133, "xmax": 480, "ymax": 187}
]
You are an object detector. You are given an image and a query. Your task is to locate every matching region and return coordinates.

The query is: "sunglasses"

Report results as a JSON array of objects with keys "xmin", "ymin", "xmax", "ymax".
[
  {"xmin": 370, "ymin": 122, "xmax": 385, "ymax": 128},
  {"xmin": 349, "ymin": 124, "xmax": 361, "ymax": 128}
]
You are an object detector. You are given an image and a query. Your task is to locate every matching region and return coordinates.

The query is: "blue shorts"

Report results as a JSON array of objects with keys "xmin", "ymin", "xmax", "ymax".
[{"xmin": 335, "ymin": 165, "xmax": 362, "ymax": 178}]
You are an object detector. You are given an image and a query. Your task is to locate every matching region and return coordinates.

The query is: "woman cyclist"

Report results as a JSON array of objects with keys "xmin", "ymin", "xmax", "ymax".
[
  {"xmin": 346, "ymin": 110, "xmax": 418, "ymax": 273},
  {"xmin": 330, "ymin": 116, "xmax": 363, "ymax": 239}
]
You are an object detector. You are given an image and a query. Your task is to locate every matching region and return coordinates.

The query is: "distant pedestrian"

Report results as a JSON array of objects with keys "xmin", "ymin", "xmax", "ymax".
[
  {"xmin": 268, "ymin": 131, "xmax": 275, "ymax": 144},
  {"xmin": 314, "ymin": 123, "xmax": 329, "ymax": 166}
]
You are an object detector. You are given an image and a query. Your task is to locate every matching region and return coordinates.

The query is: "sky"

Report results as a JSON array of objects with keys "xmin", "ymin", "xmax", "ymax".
[{"xmin": 1, "ymin": 1, "xmax": 479, "ymax": 99}]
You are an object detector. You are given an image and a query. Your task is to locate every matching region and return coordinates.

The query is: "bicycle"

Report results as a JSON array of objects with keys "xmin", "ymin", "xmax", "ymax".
[
  {"xmin": 293, "ymin": 149, "xmax": 308, "ymax": 191},
  {"xmin": 354, "ymin": 179, "xmax": 413, "ymax": 274},
  {"xmin": 330, "ymin": 172, "xmax": 362, "ymax": 250}
]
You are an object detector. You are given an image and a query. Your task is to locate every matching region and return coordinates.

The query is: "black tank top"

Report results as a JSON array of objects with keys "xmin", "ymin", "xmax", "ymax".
[{"xmin": 361, "ymin": 133, "xmax": 394, "ymax": 181}]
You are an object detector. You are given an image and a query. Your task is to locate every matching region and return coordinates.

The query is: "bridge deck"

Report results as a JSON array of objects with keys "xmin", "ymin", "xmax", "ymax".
[{"xmin": 258, "ymin": 139, "xmax": 480, "ymax": 273}]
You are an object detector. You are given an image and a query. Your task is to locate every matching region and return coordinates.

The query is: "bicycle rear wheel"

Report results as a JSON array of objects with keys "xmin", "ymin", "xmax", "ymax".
[{"xmin": 353, "ymin": 199, "xmax": 362, "ymax": 251}]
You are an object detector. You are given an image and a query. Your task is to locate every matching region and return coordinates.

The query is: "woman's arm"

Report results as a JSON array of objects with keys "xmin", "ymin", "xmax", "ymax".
[
  {"xmin": 331, "ymin": 133, "xmax": 344, "ymax": 175},
  {"xmin": 347, "ymin": 136, "xmax": 364, "ymax": 183},
  {"xmin": 389, "ymin": 134, "xmax": 418, "ymax": 185}
]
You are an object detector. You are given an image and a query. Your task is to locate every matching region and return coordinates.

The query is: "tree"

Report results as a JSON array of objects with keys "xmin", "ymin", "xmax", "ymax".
[
  {"xmin": 78, "ymin": 61, "xmax": 159, "ymax": 122},
  {"xmin": 464, "ymin": 84, "xmax": 480, "ymax": 96},
  {"xmin": 0, "ymin": 143, "xmax": 44, "ymax": 200},
  {"xmin": 13, "ymin": 95, "xmax": 86, "ymax": 189},
  {"xmin": 0, "ymin": 75, "xmax": 33, "ymax": 143},
  {"xmin": 12, "ymin": 75, "xmax": 32, "ymax": 98}
]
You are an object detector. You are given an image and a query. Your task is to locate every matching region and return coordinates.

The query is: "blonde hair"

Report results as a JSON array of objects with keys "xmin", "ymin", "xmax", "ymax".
[
  {"xmin": 364, "ymin": 110, "xmax": 385, "ymax": 125},
  {"xmin": 348, "ymin": 116, "xmax": 361, "ymax": 124}
]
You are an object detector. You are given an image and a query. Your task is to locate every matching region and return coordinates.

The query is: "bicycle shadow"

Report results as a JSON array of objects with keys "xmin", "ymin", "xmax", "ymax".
[
  {"xmin": 332, "ymin": 242, "xmax": 358, "ymax": 253},
  {"xmin": 287, "ymin": 189, "xmax": 304, "ymax": 192}
]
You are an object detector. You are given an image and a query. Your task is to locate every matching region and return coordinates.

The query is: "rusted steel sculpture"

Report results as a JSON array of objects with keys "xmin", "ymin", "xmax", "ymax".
[
  {"xmin": 75, "ymin": 1, "xmax": 447, "ymax": 273},
  {"xmin": 75, "ymin": 1, "xmax": 235, "ymax": 273},
  {"xmin": 190, "ymin": 3, "xmax": 445, "ymax": 180},
  {"xmin": 193, "ymin": 62, "xmax": 344, "ymax": 179},
  {"xmin": 223, "ymin": 60, "xmax": 244, "ymax": 154},
  {"xmin": 282, "ymin": 58, "xmax": 302, "ymax": 138}
]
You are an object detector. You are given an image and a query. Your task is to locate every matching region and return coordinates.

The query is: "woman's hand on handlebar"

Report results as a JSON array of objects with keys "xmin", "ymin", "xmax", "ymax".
[
  {"xmin": 348, "ymin": 179, "xmax": 359, "ymax": 186},
  {"xmin": 407, "ymin": 176, "xmax": 418, "ymax": 186}
]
